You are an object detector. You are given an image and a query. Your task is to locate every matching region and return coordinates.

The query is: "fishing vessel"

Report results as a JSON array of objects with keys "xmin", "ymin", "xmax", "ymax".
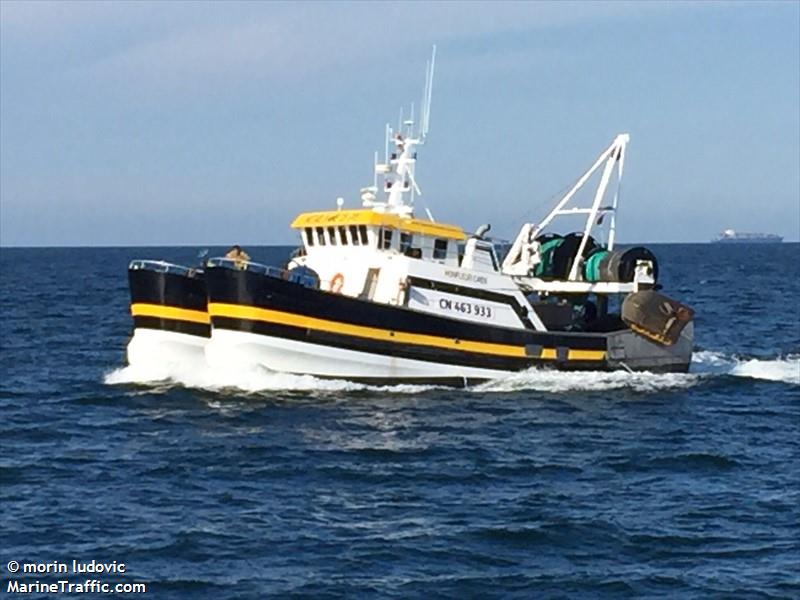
[
  {"xmin": 712, "ymin": 229, "xmax": 783, "ymax": 244},
  {"xmin": 125, "ymin": 49, "xmax": 694, "ymax": 385}
]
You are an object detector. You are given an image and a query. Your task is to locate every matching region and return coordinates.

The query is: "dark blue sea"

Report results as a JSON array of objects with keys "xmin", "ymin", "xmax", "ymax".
[{"xmin": 1, "ymin": 244, "xmax": 798, "ymax": 599}]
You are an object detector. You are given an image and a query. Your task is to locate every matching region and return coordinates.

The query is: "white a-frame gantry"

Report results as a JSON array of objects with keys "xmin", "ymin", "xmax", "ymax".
[{"xmin": 502, "ymin": 133, "xmax": 629, "ymax": 282}]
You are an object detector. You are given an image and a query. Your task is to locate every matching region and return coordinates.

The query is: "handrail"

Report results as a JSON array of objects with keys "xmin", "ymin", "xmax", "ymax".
[
  {"xmin": 128, "ymin": 260, "xmax": 203, "ymax": 278},
  {"xmin": 206, "ymin": 257, "xmax": 318, "ymax": 289},
  {"xmin": 206, "ymin": 257, "xmax": 282, "ymax": 276}
]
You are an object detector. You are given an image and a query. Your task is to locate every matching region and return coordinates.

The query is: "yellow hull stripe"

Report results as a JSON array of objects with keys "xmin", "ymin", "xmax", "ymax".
[
  {"xmin": 568, "ymin": 349, "xmax": 607, "ymax": 361},
  {"xmin": 131, "ymin": 303, "xmax": 210, "ymax": 325},
  {"xmin": 540, "ymin": 348, "xmax": 606, "ymax": 361},
  {"xmin": 208, "ymin": 302, "xmax": 606, "ymax": 361}
]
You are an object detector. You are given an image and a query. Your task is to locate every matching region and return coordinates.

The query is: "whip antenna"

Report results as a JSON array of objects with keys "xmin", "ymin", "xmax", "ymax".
[{"xmin": 421, "ymin": 45, "xmax": 436, "ymax": 139}]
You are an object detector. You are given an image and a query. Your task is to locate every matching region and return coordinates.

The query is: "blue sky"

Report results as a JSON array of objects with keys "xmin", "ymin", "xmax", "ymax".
[{"xmin": 1, "ymin": 0, "xmax": 798, "ymax": 246}]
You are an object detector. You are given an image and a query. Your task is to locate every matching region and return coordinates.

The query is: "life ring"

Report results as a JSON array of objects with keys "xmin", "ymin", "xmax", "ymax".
[{"xmin": 329, "ymin": 273, "xmax": 345, "ymax": 293}]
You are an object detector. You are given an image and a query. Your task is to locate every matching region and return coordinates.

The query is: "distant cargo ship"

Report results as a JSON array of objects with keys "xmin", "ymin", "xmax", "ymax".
[{"xmin": 712, "ymin": 229, "xmax": 783, "ymax": 244}]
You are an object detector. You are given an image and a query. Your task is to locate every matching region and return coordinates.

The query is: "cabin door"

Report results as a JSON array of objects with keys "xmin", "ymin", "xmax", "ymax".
[{"xmin": 361, "ymin": 268, "xmax": 380, "ymax": 300}]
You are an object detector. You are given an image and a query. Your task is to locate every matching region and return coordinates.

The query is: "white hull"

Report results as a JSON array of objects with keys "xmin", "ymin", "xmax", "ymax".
[
  {"xmin": 127, "ymin": 328, "xmax": 207, "ymax": 368},
  {"xmin": 204, "ymin": 329, "xmax": 511, "ymax": 381}
]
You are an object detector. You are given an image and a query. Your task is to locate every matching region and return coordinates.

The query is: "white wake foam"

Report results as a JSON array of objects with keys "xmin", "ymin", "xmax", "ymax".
[
  {"xmin": 692, "ymin": 351, "xmax": 799, "ymax": 384},
  {"xmin": 105, "ymin": 351, "xmax": 798, "ymax": 396},
  {"xmin": 729, "ymin": 357, "xmax": 800, "ymax": 384},
  {"xmin": 474, "ymin": 368, "xmax": 699, "ymax": 394},
  {"xmin": 105, "ymin": 361, "xmax": 702, "ymax": 395},
  {"xmin": 475, "ymin": 351, "xmax": 799, "ymax": 393}
]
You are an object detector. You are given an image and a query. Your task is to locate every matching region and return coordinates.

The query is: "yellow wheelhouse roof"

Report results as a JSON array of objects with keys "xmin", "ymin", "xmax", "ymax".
[{"xmin": 291, "ymin": 209, "xmax": 466, "ymax": 241}]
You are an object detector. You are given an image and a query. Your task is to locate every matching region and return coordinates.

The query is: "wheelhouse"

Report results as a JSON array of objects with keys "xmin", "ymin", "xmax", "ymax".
[{"xmin": 291, "ymin": 209, "xmax": 466, "ymax": 265}]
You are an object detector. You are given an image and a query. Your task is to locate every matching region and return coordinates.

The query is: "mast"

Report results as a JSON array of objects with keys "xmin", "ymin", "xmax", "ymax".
[{"xmin": 367, "ymin": 46, "xmax": 436, "ymax": 216}]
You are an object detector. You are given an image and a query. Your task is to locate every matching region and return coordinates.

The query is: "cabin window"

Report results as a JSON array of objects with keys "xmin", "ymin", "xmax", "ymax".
[
  {"xmin": 400, "ymin": 232, "xmax": 413, "ymax": 254},
  {"xmin": 349, "ymin": 225, "xmax": 360, "ymax": 246},
  {"xmin": 380, "ymin": 228, "xmax": 394, "ymax": 250},
  {"xmin": 338, "ymin": 226, "xmax": 348, "ymax": 245},
  {"xmin": 305, "ymin": 227, "xmax": 314, "ymax": 247},
  {"xmin": 316, "ymin": 227, "xmax": 325, "ymax": 245},
  {"xmin": 359, "ymin": 225, "xmax": 369, "ymax": 245},
  {"xmin": 327, "ymin": 227, "xmax": 337, "ymax": 245},
  {"xmin": 433, "ymin": 238, "xmax": 448, "ymax": 260}
]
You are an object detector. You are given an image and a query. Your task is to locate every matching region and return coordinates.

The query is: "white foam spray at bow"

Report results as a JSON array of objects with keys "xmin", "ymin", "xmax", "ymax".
[{"xmin": 104, "ymin": 361, "xmax": 438, "ymax": 395}]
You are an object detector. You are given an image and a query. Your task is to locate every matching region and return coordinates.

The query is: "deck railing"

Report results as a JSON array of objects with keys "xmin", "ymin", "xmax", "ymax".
[
  {"xmin": 206, "ymin": 257, "xmax": 317, "ymax": 288},
  {"xmin": 128, "ymin": 260, "xmax": 203, "ymax": 278}
]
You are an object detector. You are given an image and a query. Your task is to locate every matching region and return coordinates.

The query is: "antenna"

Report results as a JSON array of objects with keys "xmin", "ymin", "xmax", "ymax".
[
  {"xmin": 421, "ymin": 62, "xmax": 429, "ymax": 138},
  {"xmin": 421, "ymin": 45, "xmax": 436, "ymax": 139},
  {"xmin": 384, "ymin": 123, "xmax": 390, "ymax": 163},
  {"xmin": 367, "ymin": 46, "xmax": 439, "ymax": 213}
]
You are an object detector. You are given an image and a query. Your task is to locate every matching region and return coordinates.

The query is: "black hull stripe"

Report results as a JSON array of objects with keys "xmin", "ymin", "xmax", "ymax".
[
  {"xmin": 134, "ymin": 316, "xmax": 210, "ymax": 338},
  {"xmin": 211, "ymin": 316, "xmax": 605, "ymax": 371},
  {"xmin": 205, "ymin": 267, "xmax": 608, "ymax": 351},
  {"xmin": 129, "ymin": 268, "xmax": 207, "ymax": 311}
]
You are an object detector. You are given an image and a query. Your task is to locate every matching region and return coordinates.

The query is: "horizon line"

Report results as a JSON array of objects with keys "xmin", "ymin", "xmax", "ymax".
[{"xmin": 2, "ymin": 240, "xmax": 798, "ymax": 250}]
